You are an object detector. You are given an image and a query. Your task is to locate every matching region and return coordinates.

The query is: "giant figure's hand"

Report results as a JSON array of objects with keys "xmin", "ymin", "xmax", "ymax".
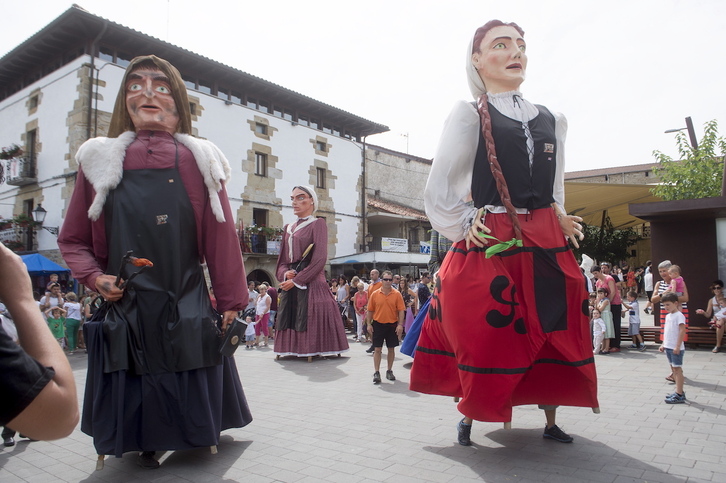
[
  {"xmin": 95, "ymin": 274, "xmax": 125, "ymax": 302},
  {"xmin": 222, "ymin": 310, "xmax": 236, "ymax": 332},
  {"xmin": 558, "ymin": 213, "xmax": 584, "ymax": 249},
  {"xmin": 465, "ymin": 207, "xmax": 491, "ymax": 250}
]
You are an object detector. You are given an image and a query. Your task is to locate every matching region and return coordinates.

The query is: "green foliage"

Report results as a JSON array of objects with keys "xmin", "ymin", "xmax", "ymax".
[
  {"xmin": 573, "ymin": 217, "xmax": 641, "ymax": 265},
  {"xmin": 651, "ymin": 120, "xmax": 726, "ymax": 201}
]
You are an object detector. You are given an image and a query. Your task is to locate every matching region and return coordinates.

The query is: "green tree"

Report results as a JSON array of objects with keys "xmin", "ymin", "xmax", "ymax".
[
  {"xmin": 573, "ymin": 217, "xmax": 641, "ymax": 265},
  {"xmin": 651, "ymin": 119, "xmax": 726, "ymax": 201}
]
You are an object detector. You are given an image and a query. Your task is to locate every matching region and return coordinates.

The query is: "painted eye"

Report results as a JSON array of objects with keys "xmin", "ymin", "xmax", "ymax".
[
  {"xmin": 519, "ymin": 44, "xmax": 526, "ymax": 53},
  {"xmin": 493, "ymin": 42, "xmax": 506, "ymax": 49},
  {"xmin": 128, "ymin": 83, "xmax": 142, "ymax": 91},
  {"xmin": 155, "ymin": 85, "xmax": 171, "ymax": 94}
]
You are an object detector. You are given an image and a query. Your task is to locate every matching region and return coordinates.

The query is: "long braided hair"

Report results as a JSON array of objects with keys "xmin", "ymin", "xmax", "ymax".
[{"xmin": 476, "ymin": 93, "xmax": 523, "ymax": 241}]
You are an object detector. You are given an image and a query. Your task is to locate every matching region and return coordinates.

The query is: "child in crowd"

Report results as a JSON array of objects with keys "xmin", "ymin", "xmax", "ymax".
[
  {"xmin": 63, "ymin": 292, "xmax": 83, "ymax": 355},
  {"xmin": 659, "ymin": 292, "xmax": 687, "ymax": 403},
  {"xmin": 45, "ymin": 306, "xmax": 67, "ymax": 349},
  {"xmin": 244, "ymin": 316, "xmax": 257, "ymax": 350},
  {"xmin": 588, "ymin": 292, "xmax": 597, "ymax": 318},
  {"xmin": 667, "ymin": 265, "xmax": 685, "ymax": 296},
  {"xmin": 596, "ymin": 288, "xmax": 613, "ymax": 354},
  {"xmin": 592, "ymin": 308, "xmax": 606, "ymax": 354},
  {"xmin": 622, "ymin": 291, "xmax": 646, "ymax": 351}
]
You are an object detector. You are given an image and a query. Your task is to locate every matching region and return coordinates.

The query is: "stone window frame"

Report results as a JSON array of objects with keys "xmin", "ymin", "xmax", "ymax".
[
  {"xmin": 311, "ymin": 135, "xmax": 331, "ymax": 157},
  {"xmin": 316, "ymin": 167, "xmax": 326, "ymax": 189},
  {"xmin": 248, "ymin": 116, "xmax": 276, "ymax": 141},
  {"xmin": 255, "ymin": 152, "xmax": 268, "ymax": 177}
]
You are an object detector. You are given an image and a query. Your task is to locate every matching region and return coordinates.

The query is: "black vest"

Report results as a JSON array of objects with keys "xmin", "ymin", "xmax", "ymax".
[{"xmin": 471, "ymin": 104, "xmax": 557, "ymax": 210}]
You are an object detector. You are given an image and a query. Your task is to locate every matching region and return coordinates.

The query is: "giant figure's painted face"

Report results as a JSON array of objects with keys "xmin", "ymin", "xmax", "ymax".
[
  {"xmin": 125, "ymin": 68, "xmax": 180, "ymax": 133},
  {"xmin": 472, "ymin": 25, "xmax": 527, "ymax": 93}
]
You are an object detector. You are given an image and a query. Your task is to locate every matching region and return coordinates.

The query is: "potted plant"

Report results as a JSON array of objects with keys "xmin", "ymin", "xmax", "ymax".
[
  {"xmin": 11, "ymin": 213, "xmax": 40, "ymax": 228},
  {"xmin": 0, "ymin": 144, "xmax": 24, "ymax": 160}
]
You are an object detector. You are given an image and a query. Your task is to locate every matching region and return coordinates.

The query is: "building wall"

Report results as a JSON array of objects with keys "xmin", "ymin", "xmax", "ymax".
[
  {"xmin": 567, "ymin": 170, "xmax": 659, "ymax": 185},
  {"xmin": 366, "ymin": 147, "xmax": 430, "ymax": 211}
]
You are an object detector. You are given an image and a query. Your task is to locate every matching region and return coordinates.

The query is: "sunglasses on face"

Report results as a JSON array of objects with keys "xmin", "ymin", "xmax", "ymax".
[{"xmin": 382, "ymin": 278, "xmax": 393, "ymax": 282}]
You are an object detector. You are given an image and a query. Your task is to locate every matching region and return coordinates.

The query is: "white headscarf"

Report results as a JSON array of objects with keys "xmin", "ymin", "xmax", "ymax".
[
  {"xmin": 294, "ymin": 185, "xmax": 318, "ymax": 216},
  {"xmin": 466, "ymin": 35, "xmax": 487, "ymax": 100}
]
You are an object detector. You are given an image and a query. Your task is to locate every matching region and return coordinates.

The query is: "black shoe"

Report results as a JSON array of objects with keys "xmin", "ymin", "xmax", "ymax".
[
  {"xmin": 386, "ymin": 370, "xmax": 396, "ymax": 381},
  {"xmin": 137, "ymin": 451, "xmax": 160, "ymax": 469},
  {"xmin": 457, "ymin": 418, "xmax": 472, "ymax": 446},
  {"xmin": 3, "ymin": 437, "xmax": 15, "ymax": 447},
  {"xmin": 366, "ymin": 345, "xmax": 375, "ymax": 353},
  {"xmin": 543, "ymin": 424, "xmax": 573, "ymax": 443},
  {"xmin": 373, "ymin": 371, "xmax": 381, "ymax": 384}
]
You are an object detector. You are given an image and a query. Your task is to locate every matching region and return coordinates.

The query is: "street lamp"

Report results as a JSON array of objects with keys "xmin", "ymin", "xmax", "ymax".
[
  {"xmin": 32, "ymin": 204, "xmax": 59, "ymax": 236},
  {"xmin": 664, "ymin": 116, "xmax": 698, "ymax": 150}
]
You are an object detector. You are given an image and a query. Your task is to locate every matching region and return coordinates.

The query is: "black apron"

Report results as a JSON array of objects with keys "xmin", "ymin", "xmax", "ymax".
[{"xmin": 102, "ymin": 141, "xmax": 221, "ymax": 375}]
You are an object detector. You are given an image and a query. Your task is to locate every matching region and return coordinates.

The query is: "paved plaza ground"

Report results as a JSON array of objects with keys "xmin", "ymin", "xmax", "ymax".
[{"xmin": 2, "ymin": 300, "xmax": 725, "ymax": 482}]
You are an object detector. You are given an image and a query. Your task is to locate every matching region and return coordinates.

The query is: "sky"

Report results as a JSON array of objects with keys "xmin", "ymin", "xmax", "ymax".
[{"xmin": 1, "ymin": 0, "xmax": 725, "ymax": 172}]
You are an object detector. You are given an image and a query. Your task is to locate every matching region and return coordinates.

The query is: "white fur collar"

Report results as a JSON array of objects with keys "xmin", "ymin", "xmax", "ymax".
[{"xmin": 76, "ymin": 132, "xmax": 232, "ymax": 222}]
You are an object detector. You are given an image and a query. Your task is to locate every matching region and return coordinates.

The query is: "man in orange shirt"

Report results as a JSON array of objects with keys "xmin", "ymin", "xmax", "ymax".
[{"xmin": 366, "ymin": 271, "xmax": 404, "ymax": 383}]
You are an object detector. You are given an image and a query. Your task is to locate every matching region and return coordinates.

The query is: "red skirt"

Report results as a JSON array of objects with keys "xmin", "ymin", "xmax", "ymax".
[{"xmin": 409, "ymin": 208, "xmax": 598, "ymax": 422}]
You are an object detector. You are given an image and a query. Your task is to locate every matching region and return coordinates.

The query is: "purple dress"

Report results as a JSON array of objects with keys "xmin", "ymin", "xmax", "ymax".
[{"xmin": 274, "ymin": 218, "xmax": 349, "ymax": 357}]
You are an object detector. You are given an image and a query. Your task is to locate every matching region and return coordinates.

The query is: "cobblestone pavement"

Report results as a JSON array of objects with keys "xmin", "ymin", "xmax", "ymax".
[{"xmin": 2, "ymin": 300, "xmax": 724, "ymax": 482}]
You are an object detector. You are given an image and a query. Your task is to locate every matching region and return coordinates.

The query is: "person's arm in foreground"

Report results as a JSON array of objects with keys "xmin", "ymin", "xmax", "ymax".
[{"xmin": 0, "ymin": 244, "xmax": 78, "ymax": 439}]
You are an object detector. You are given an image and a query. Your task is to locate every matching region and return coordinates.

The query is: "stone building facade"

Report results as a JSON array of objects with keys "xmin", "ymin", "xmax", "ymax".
[{"xmin": 0, "ymin": 6, "xmax": 387, "ymax": 287}]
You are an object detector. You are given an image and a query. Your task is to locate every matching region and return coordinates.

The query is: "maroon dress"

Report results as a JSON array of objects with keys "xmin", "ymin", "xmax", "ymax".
[{"xmin": 274, "ymin": 218, "xmax": 349, "ymax": 357}]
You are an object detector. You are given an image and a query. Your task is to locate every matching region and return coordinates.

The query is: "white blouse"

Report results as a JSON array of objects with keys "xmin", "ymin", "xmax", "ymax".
[{"xmin": 424, "ymin": 90, "xmax": 567, "ymax": 242}]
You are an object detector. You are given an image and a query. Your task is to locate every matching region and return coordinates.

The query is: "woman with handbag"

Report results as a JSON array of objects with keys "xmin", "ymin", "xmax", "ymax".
[{"xmin": 274, "ymin": 186, "xmax": 349, "ymax": 361}]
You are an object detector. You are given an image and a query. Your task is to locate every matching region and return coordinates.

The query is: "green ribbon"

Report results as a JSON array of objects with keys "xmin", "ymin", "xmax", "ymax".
[{"xmin": 477, "ymin": 233, "xmax": 523, "ymax": 258}]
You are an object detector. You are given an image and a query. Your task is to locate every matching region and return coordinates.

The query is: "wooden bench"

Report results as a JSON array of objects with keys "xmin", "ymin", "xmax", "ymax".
[{"xmin": 619, "ymin": 325, "xmax": 717, "ymax": 349}]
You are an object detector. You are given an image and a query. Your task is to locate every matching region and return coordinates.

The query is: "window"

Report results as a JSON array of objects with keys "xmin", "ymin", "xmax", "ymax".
[
  {"xmin": 310, "ymin": 118, "xmax": 320, "ymax": 130},
  {"xmin": 98, "ymin": 46, "xmax": 114, "ymax": 63},
  {"xmin": 255, "ymin": 153, "xmax": 267, "ymax": 177},
  {"xmin": 183, "ymin": 75, "xmax": 196, "ymax": 90},
  {"xmin": 283, "ymin": 108, "xmax": 294, "ymax": 121},
  {"xmin": 322, "ymin": 123, "xmax": 333, "ymax": 134},
  {"xmin": 29, "ymin": 95, "xmax": 38, "ymax": 109},
  {"xmin": 246, "ymin": 96, "xmax": 258, "ymax": 109},
  {"xmin": 409, "ymin": 228, "xmax": 420, "ymax": 245},
  {"xmin": 217, "ymin": 87, "xmax": 229, "ymax": 100},
  {"xmin": 231, "ymin": 91, "xmax": 242, "ymax": 104},
  {"xmin": 189, "ymin": 103, "xmax": 197, "ymax": 116},
  {"xmin": 255, "ymin": 123, "xmax": 268, "ymax": 135},
  {"xmin": 298, "ymin": 114, "xmax": 310, "ymax": 127},
  {"xmin": 253, "ymin": 208, "xmax": 268, "ymax": 227},
  {"xmin": 116, "ymin": 52, "xmax": 133, "ymax": 68},
  {"xmin": 273, "ymin": 106, "xmax": 283, "ymax": 118},
  {"xmin": 645, "ymin": 171, "xmax": 649, "ymax": 177},
  {"xmin": 316, "ymin": 167, "xmax": 326, "ymax": 189},
  {"xmin": 259, "ymin": 100, "xmax": 270, "ymax": 113},
  {"xmin": 198, "ymin": 79, "xmax": 212, "ymax": 95},
  {"xmin": 316, "ymin": 141, "xmax": 327, "ymax": 152}
]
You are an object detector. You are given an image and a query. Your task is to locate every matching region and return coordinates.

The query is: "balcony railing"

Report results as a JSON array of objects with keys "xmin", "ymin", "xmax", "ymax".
[
  {"xmin": 240, "ymin": 232, "xmax": 282, "ymax": 255},
  {"xmin": 5, "ymin": 155, "xmax": 37, "ymax": 186}
]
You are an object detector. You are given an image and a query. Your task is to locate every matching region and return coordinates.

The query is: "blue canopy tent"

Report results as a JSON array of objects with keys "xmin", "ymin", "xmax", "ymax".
[
  {"xmin": 20, "ymin": 253, "xmax": 70, "ymax": 276},
  {"xmin": 20, "ymin": 253, "xmax": 75, "ymax": 295}
]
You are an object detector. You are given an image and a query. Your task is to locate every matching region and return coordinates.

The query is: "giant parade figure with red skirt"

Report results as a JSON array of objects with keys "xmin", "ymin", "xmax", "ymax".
[{"xmin": 409, "ymin": 20, "xmax": 599, "ymax": 446}]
